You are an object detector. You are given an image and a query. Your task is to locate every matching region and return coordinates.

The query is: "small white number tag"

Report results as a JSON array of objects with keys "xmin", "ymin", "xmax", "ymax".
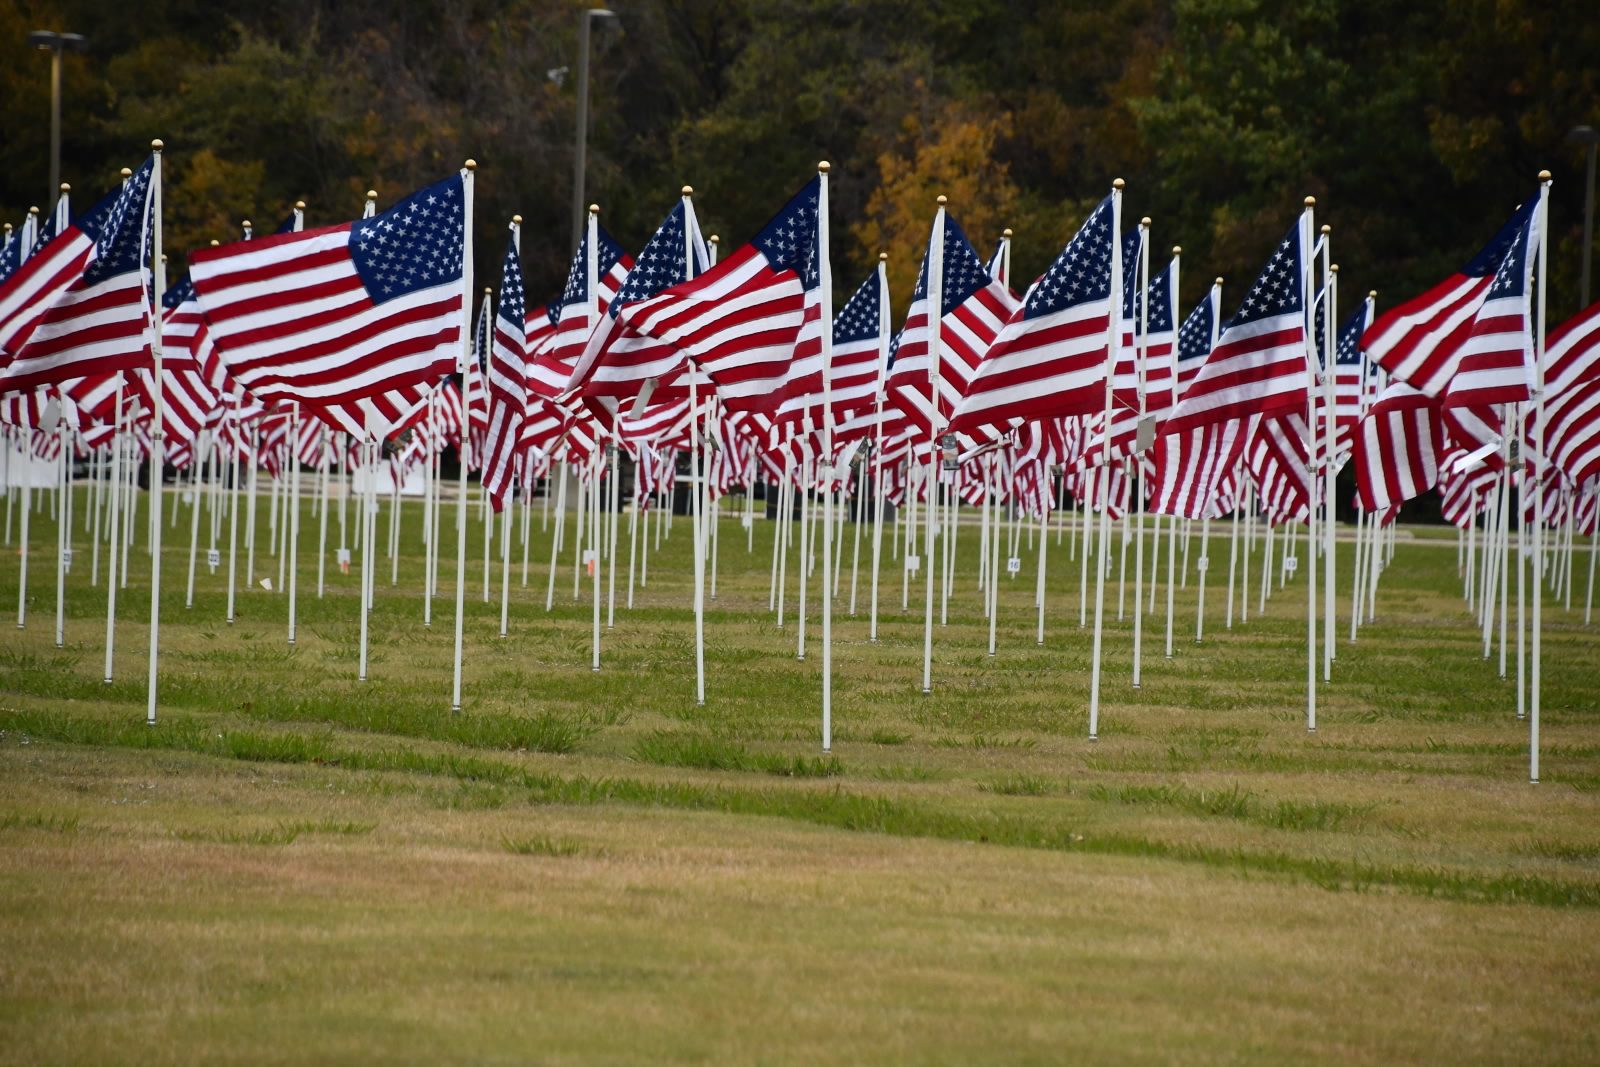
[
  {"xmin": 61, "ymin": 548, "xmax": 73, "ymax": 572},
  {"xmin": 206, "ymin": 549, "xmax": 221, "ymax": 571},
  {"xmin": 336, "ymin": 548, "xmax": 351, "ymax": 574},
  {"xmin": 906, "ymin": 554, "xmax": 921, "ymax": 574},
  {"xmin": 1006, "ymin": 556, "xmax": 1022, "ymax": 575},
  {"xmin": 1196, "ymin": 556, "xmax": 1209, "ymax": 573},
  {"xmin": 1285, "ymin": 556, "xmax": 1299, "ymax": 574}
]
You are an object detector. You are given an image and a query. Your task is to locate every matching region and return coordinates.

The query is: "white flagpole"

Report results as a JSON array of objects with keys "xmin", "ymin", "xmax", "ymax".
[
  {"xmin": 450, "ymin": 160, "xmax": 477, "ymax": 712},
  {"xmin": 545, "ymin": 458, "xmax": 567, "ymax": 611},
  {"xmin": 627, "ymin": 449, "xmax": 640, "ymax": 610},
  {"xmin": 287, "ymin": 405, "xmax": 302, "ymax": 643},
  {"xmin": 184, "ymin": 432, "xmax": 205, "ymax": 608},
  {"xmin": 146, "ymin": 140, "xmax": 166, "ymax": 725},
  {"xmin": 226, "ymin": 392, "xmax": 241, "ymax": 624},
  {"xmin": 586, "ymin": 205, "xmax": 603, "ymax": 674},
  {"xmin": 868, "ymin": 256, "xmax": 889, "ymax": 642},
  {"xmin": 54, "ymin": 422, "xmax": 68, "ymax": 646},
  {"xmin": 316, "ymin": 426, "xmax": 331, "ymax": 597},
  {"xmin": 818, "ymin": 160, "xmax": 835, "ymax": 750},
  {"xmin": 359, "ymin": 420, "xmax": 375, "ymax": 681},
  {"xmin": 1196, "ymin": 512, "xmax": 1213, "ymax": 643},
  {"xmin": 422, "ymin": 397, "xmax": 437, "ymax": 626},
  {"xmin": 777, "ymin": 451, "xmax": 793, "ymax": 625},
  {"xmin": 1088, "ymin": 179, "xmax": 1124, "ymax": 739},
  {"xmin": 500, "ymin": 218, "xmax": 521, "ymax": 639},
  {"xmin": 15, "ymin": 428, "xmax": 29, "ymax": 629},
  {"xmin": 103, "ymin": 377, "xmax": 125, "ymax": 681},
  {"xmin": 1322, "ymin": 238, "xmax": 1337, "ymax": 680},
  {"xmin": 1225, "ymin": 499, "xmax": 1239, "ymax": 629},
  {"xmin": 245, "ymin": 420, "xmax": 259, "ymax": 585},
  {"xmin": 1302, "ymin": 197, "xmax": 1319, "ymax": 733},
  {"xmin": 1531, "ymin": 171, "xmax": 1551, "ymax": 783},
  {"xmin": 987, "ymin": 454, "xmax": 1001, "ymax": 655},
  {"xmin": 1131, "ymin": 217, "xmax": 1150, "ymax": 685},
  {"xmin": 797, "ymin": 451, "xmax": 810, "ymax": 659},
  {"xmin": 922, "ymin": 195, "xmax": 948, "ymax": 695}
]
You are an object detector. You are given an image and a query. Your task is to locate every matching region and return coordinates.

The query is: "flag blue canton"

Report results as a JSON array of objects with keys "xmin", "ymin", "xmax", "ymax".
[
  {"xmin": 1023, "ymin": 195, "xmax": 1114, "ymax": 321},
  {"xmin": 162, "ymin": 274, "xmax": 196, "ymax": 311},
  {"xmin": 754, "ymin": 177, "xmax": 821, "ymax": 290},
  {"xmin": 349, "ymin": 173, "xmax": 466, "ymax": 305},
  {"xmin": 908, "ymin": 213, "xmax": 987, "ymax": 317},
  {"xmin": 1484, "ymin": 204, "xmax": 1535, "ymax": 300},
  {"xmin": 984, "ymin": 238, "xmax": 1005, "ymax": 282},
  {"xmin": 1177, "ymin": 293, "xmax": 1214, "ymax": 363},
  {"xmin": 1227, "ymin": 220, "xmax": 1303, "ymax": 329},
  {"xmin": 1120, "ymin": 229, "xmax": 1142, "ymax": 319},
  {"xmin": 273, "ymin": 212, "xmax": 298, "ymax": 236},
  {"xmin": 29, "ymin": 212, "xmax": 61, "ymax": 257},
  {"xmin": 473, "ymin": 293, "xmax": 491, "ymax": 368},
  {"xmin": 1462, "ymin": 195, "xmax": 1538, "ymax": 279},
  {"xmin": 1334, "ymin": 303, "xmax": 1366, "ymax": 366},
  {"xmin": 1141, "ymin": 259, "xmax": 1175, "ymax": 333},
  {"xmin": 79, "ymin": 157, "xmax": 153, "ymax": 286},
  {"xmin": 496, "ymin": 237, "xmax": 525, "ymax": 329},
  {"xmin": 611, "ymin": 202, "xmax": 703, "ymax": 314},
  {"xmin": 832, "ymin": 269, "xmax": 881, "ymax": 346},
  {"xmin": 558, "ymin": 223, "xmax": 626, "ymax": 308},
  {"xmin": 0, "ymin": 227, "xmax": 24, "ymax": 285}
]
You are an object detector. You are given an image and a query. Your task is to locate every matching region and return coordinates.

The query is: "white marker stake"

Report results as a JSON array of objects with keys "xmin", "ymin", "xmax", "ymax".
[
  {"xmin": 1196, "ymin": 514, "xmax": 1212, "ymax": 643},
  {"xmin": 450, "ymin": 162, "xmax": 477, "ymax": 712},
  {"xmin": 54, "ymin": 423, "xmax": 68, "ymax": 646},
  {"xmin": 316, "ymin": 427, "xmax": 330, "ymax": 598},
  {"xmin": 103, "ymin": 381, "xmax": 126, "ymax": 680},
  {"xmin": 818, "ymin": 162, "xmax": 834, "ymax": 749},
  {"xmin": 226, "ymin": 396, "xmax": 241, "ymax": 624}
]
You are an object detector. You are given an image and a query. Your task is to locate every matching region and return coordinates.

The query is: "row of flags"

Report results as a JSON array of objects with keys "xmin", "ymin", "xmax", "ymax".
[{"xmin": 1, "ymin": 150, "xmax": 1597, "ymax": 550}]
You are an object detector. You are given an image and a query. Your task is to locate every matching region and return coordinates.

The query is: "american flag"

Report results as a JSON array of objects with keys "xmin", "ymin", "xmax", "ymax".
[
  {"xmin": 0, "ymin": 210, "xmax": 41, "ymax": 286},
  {"xmin": 879, "ymin": 208, "xmax": 1019, "ymax": 444},
  {"xmin": 189, "ymin": 170, "xmax": 469, "ymax": 438},
  {"xmin": 1318, "ymin": 294, "xmax": 1374, "ymax": 458},
  {"xmin": 0, "ymin": 159, "xmax": 155, "ymax": 395},
  {"xmin": 1167, "ymin": 213, "xmax": 1310, "ymax": 433},
  {"xmin": 1363, "ymin": 195, "xmax": 1537, "ymax": 396},
  {"xmin": 618, "ymin": 177, "xmax": 819, "ymax": 415},
  {"xmin": 1248, "ymin": 413, "xmax": 1314, "ymax": 524},
  {"xmin": 1544, "ymin": 299, "xmax": 1600, "ymax": 398},
  {"xmin": 536, "ymin": 220, "xmax": 632, "ymax": 393},
  {"xmin": 780, "ymin": 262, "xmax": 886, "ymax": 428},
  {"xmin": 565, "ymin": 198, "xmax": 708, "ymax": 419},
  {"xmin": 1148, "ymin": 416, "xmax": 1255, "ymax": 520},
  {"xmin": 1542, "ymin": 378, "xmax": 1600, "ymax": 488},
  {"xmin": 1174, "ymin": 282, "xmax": 1221, "ymax": 399},
  {"xmin": 947, "ymin": 194, "xmax": 1115, "ymax": 435},
  {"xmin": 1352, "ymin": 381, "xmax": 1444, "ymax": 512},
  {"xmin": 463, "ymin": 290, "xmax": 491, "ymax": 466},
  {"xmin": 480, "ymin": 232, "xmax": 526, "ymax": 512},
  {"xmin": 1438, "ymin": 451, "xmax": 1498, "ymax": 528},
  {"xmin": 1443, "ymin": 185, "xmax": 1543, "ymax": 413}
]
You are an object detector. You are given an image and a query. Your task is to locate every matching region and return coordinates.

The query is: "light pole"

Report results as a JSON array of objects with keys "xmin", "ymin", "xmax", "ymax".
[
  {"xmin": 1569, "ymin": 125, "xmax": 1598, "ymax": 309},
  {"xmin": 27, "ymin": 30, "xmax": 89, "ymax": 207},
  {"xmin": 570, "ymin": 7, "xmax": 617, "ymax": 251}
]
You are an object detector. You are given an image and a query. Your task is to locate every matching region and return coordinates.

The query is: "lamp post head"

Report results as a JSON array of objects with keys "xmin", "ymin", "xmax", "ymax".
[{"xmin": 28, "ymin": 31, "xmax": 87, "ymax": 51}]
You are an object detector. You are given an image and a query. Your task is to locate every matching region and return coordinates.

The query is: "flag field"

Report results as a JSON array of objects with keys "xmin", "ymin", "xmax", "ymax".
[{"xmin": 2, "ymin": 488, "xmax": 1598, "ymax": 1064}]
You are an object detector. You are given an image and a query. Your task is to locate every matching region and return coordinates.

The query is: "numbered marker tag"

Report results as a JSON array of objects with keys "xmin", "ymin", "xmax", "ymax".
[
  {"xmin": 259, "ymin": 578, "xmax": 273, "ymax": 591},
  {"xmin": 583, "ymin": 549, "xmax": 597, "ymax": 577},
  {"xmin": 1196, "ymin": 556, "xmax": 1209, "ymax": 574},
  {"xmin": 1285, "ymin": 556, "xmax": 1299, "ymax": 574},
  {"xmin": 336, "ymin": 548, "xmax": 351, "ymax": 574},
  {"xmin": 206, "ymin": 548, "xmax": 221, "ymax": 572},
  {"xmin": 61, "ymin": 548, "xmax": 73, "ymax": 573},
  {"xmin": 1006, "ymin": 556, "xmax": 1022, "ymax": 575},
  {"xmin": 906, "ymin": 554, "xmax": 921, "ymax": 575},
  {"xmin": 183, "ymin": 490, "xmax": 196, "ymax": 505},
  {"xmin": 741, "ymin": 514, "xmax": 753, "ymax": 530}
]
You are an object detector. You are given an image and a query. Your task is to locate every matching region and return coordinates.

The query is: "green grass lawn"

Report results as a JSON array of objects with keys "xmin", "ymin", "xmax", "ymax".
[{"xmin": 1, "ymin": 483, "xmax": 1597, "ymax": 1064}]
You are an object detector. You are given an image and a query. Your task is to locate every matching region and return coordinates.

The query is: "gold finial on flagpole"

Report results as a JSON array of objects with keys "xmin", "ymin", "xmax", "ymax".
[
  {"xmin": 59, "ymin": 183, "xmax": 69, "ymax": 193},
  {"xmin": 1215, "ymin": 277, "xmax": 1224, "ymax": 286},
  {"xmin": 1321, "ymin": 224, "xmax": 1331, "ymax": 235},
  {"xmin": 1330, "ymin": 263, "xmax": 1339, "ymax": 273},
  {"xmin": 1539, "ymin": 169, "xmax": 1552, "ymax": 182},
  {"xmin": 1304, "ymin": 196, "xmax": 1316, "ymax": 207},
  {"xmin": 1172, "ymin": 245, "xmax": 1181, "ymax": 256},
  {"xmin": 151, "ymin": 139, "xmax": 164, "ymax": 151},
  {"xmin": 936, "ymin": 195, "xmax": 947, "ymax": 205},
  {"xmin": 589, "ymin": 204, "xmax": 599, "ymax": 216},
  {"xmin": 818, "ymin": 161, "xmax": 830, "ymax": 173},
  {"xmin": 120, "ymin": 167, "xmax": 132, "ymax": 179},
  {"xmin": 1113, "ymin": 178, "xmax": 1125, "ymax": 190},
  {"xmin": 710, "ymin": 235, "xmax": 720, "ymax": 245},
  {"xmin": 682, "ymin": 185, "xmax": 693, "ymax": 196},
  {"xmin": 295, "ymin": 200, "xmax": 306, "ymax": 210},
  {"xmin": 1140, "ymin": 216, "xmax": 1151, "ymax": 227},
  {"xmin": 879, "ymin": 252, "xmax": 888, "ymax": 262},
  {"xmin": 1003, "ymin": 227, "xmax": 1013, "ymax": 238},
  {"xmin": 464, "ymin": 159, "xmax": 477, "ymax": 171},
  {"xmin": 1369, "ymin": 290, "xmax": 1377, "ymax": 299},
  {"xmin": 512, "ymin": 214, "xmax": 523, "ymax": 225}
]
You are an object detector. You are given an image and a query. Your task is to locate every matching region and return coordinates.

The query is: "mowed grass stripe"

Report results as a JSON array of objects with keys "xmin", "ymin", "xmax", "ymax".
[{"xmin": 5, "ymin": 707, "xmax": 1597, "ymax": 911}]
